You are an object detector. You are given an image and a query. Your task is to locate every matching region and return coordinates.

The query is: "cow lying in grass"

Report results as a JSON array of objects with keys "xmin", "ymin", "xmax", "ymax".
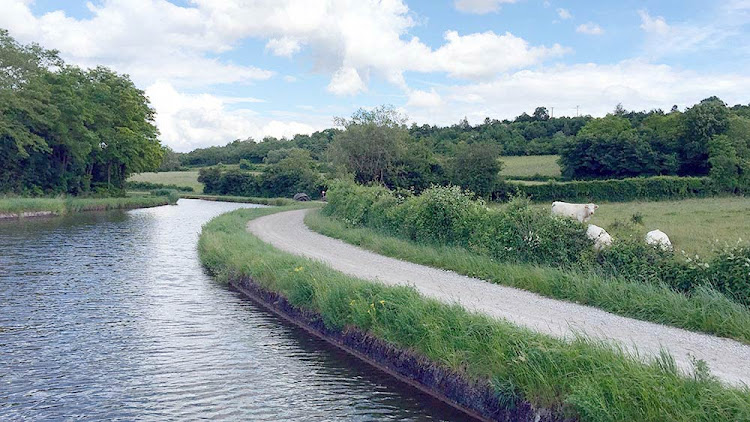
[
  {"xmin": 551, "ymin": 201, "xmax": 599, "ymax": 223},
  {"xmin": 586, "ymin": 224, "xmax": 613, "ymax": 251}
]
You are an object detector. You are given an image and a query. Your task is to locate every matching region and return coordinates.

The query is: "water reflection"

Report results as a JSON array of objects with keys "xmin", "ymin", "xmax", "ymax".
[{"xmin": 0, "ymin": 199, "xmax": 465, "ymax": 420}]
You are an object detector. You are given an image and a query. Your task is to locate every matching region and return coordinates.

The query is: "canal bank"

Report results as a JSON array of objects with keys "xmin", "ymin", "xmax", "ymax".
[
  {"xmin": 0, "ymin": 195, "xmax": 176, "ymax": 219},
  {"xmin": 199, "ymin": 206, "xmax": 750, "ymax": 422}
]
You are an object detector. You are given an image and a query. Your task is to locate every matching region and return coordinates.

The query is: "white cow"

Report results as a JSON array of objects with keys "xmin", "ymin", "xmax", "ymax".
[
  {"xmin": 551, "ymin": 201, "xmax": 599, "ymax": 223},
  {"xmin": 645, "ymin": 229, "xmax": 672, "ymax": 251},
  {"xmin": 586, "ymin": 224, "xmax": 613, "ymax": 251}
]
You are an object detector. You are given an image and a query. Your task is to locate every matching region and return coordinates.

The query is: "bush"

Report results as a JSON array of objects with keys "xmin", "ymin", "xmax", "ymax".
[
  {"xmin": 150, "ymin": 189, "xmax": 180, "ymax": 204},
  {"xmin": 125, "ymin": 181, "xmax": 194, "ymax": 192},
  {"xmin": 325, "ymin": 181, "xmax": 591, "ymax": 267},
  {"xmin": 494, "ymin": 176, "xmax": 719, "ymax": 202}
]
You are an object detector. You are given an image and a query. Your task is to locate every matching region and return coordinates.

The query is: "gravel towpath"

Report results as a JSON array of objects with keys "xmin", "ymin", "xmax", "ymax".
[{"xmin": 247, "ymin": 208, "xmax": 750, "ymax": 387}]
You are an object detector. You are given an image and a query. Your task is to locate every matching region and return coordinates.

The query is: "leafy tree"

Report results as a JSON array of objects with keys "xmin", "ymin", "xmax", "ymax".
[
  {"xmin": 681, "ymin": 96, "xmax": 730, "ymax": 175},
  {"xmin": 328, "ymin": 105, "xmax": 410, "ymax": 184},
  {"xmin": 533, "ymin": 106, "xmax": 550, "ymax": 121},
  {"xmin": 447, "ymin": 142, "xmax": 502, "ymax": 197}
]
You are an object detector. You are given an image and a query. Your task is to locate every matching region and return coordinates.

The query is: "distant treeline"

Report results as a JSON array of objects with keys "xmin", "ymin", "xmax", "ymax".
[
  {"xmin": 0, "ymin": 30, "xmax": 164, "ymax": 196},
  {"xmin": 187, "ymin": 99, "xmax": 750, "ymax": 199}
]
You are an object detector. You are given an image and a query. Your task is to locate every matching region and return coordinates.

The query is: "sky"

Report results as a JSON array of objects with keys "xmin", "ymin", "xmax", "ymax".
[{"xmin": 2, "ymin": 0, "xmax": 750, "ymax": 152}]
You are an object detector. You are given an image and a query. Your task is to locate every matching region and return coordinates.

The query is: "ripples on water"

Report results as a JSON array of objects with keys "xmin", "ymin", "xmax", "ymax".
[{"xmin": 0, "ymin": 199, "xmax": 466, "ymax": 421}]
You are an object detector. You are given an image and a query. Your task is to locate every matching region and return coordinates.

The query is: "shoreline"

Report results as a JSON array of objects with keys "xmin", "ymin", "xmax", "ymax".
[
  {"xmin": 228, "ymin": 274, "xmax": 552, "ymax": 422},
  {"xmin": 0, "ymin": 196, "xmax": 174, "ymax": 220}
]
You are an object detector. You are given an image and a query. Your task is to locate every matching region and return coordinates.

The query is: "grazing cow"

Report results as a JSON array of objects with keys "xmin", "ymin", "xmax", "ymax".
[
  {"xmin": 551, "ymin": 201, "xmax": 599, "ymax": 223},
  {"xmin": 586, "ymin": 224, "xmax": 613, "ymax": 251},
  {"xmin": 645, "ymin": 229, "xmax": 672, "ymax": 251}
]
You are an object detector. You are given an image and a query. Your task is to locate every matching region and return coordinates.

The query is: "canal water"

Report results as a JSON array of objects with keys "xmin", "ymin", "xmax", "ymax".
[{"xmin": 0, "ymin": 199, "xmax": 466, "ymax": 421}]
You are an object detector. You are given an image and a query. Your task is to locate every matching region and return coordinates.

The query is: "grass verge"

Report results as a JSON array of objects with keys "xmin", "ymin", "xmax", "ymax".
[
  {"xmin": 199, "ymin": 206, "xmax": 750, "ymax": 421},
  {"xmin": 0, "ymin": 195, "xmax": 176, "ymax": 217},
  {"xmin": 304, "ymin": 210, "xmax": 750, "ymax": 345}
]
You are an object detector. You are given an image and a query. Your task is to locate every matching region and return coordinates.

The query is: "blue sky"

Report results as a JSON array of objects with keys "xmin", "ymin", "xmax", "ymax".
[{"xmin": 2, "ymin": 0, "xmax": 749, "ymax": 151}]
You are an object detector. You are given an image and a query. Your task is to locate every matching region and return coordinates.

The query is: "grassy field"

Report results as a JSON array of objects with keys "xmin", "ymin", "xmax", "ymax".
[
  {"xmin": 0, "ymin": 195, "xmax": 175, "ymax": 216},
  {"xmin": 305, "ymin": 210, "xmax": 750, "ymax": 344},
  {"xmin": 200, "ymin": 206, "xmax": 750, "ymax": 421},
  {"xmin": 589, "ymin": 196, "xmax": 750, "ymax": 256},
  {"xmin": 500, "ymin": 155, "xmax": 561, "ymax": 178},
  {"xmin": 129, "ymin": 170, "xmax": 204, "ymax": 193}
]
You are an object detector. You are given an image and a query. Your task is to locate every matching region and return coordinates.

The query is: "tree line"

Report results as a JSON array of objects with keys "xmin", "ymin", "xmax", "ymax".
[{"xmin": 0, "ymin": 29, "xmax": 163, "ymax": 195}]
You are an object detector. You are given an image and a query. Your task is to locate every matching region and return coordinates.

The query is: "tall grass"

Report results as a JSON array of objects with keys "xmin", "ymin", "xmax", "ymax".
[
  {"xmin": 180, "ymin": 193, "xmax": 302, "ymax": 206},
  {"xmin": 199, "ymin": 207, "xmax": 750, "ymax": 421},
  {"xmin": 305, "ymin": 210, "xmax": 750, "ymax": 344},
  {"xmin": 0, "ymin": 195, "xmax": 175, "ymax": 216}
]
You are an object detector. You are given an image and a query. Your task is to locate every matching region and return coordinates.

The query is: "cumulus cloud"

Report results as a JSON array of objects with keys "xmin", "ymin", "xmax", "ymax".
[
  {"xmin": 454, "ymin": 0, "xmax": 518, "ymax": 14},
  {"xmin": 146, "ymin": 81, "xmax": 319, "ymax": 151},
  {"xmin": 576, "ymin": 22, "xmax": 604, "ymax": 35},
  {"xmin": 557, "ymin": 8, "xmax": 572, "ymax": 20}
]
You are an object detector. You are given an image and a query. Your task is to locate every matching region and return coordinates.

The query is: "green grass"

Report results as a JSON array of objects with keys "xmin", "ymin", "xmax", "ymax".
[
  {"xmin": 304, "ymin": 210, "xmax": 750, "ymax": 344},
  {"xmin": 128, "ymin": 170, "xmax": 204, "ymax": 193},
  {"xmin": 199, "ymin": 206, "xmax": 750, "ymax": 421},
  {"xmin": 500, "ymin": 155, "xmax": 561, "ymax": 178},
  {"xmin": 588, "ymin": 196, "xmax": 750, "ymax": 257},
  {"xmin": 0, "ymin": 195, "xmax": 175, "ymax": 216}
]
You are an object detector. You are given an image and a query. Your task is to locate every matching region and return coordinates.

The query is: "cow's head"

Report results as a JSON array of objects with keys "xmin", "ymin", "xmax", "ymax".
[{"xmin": 585, "ymin": 203, "xmax": 599, "ymax": 217}]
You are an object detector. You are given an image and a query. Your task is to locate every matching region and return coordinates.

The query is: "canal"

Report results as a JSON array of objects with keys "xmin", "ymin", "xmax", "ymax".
[{"xmin": 0, "ymin": 199, "xmax": 465, "ymax": 420}]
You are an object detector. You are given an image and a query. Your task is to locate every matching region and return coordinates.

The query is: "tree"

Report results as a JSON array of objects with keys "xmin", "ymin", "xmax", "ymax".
[
  {"xmin": 533, "ymin": 106, "xmax": 550, "ymax": 121},
  {"xmin": 328, "ymin": 105, "xmax": 410, "ymax": 184},
  {"xmin": 559, "ymin": 115, "xmax": 661, "ymax": 178},
  {"xmin": 681, "ymin": 96, "xmax": 730, "ymax": 175},
  {"xmin": 261, "ymin": 149, "xmax": 319, "ymax": 197},
  {"xmin": 447, "ymin": 142, "xmax": 502, "ymax": 197}
]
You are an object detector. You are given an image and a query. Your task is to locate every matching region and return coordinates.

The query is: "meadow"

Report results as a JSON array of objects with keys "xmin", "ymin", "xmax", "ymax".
[
  {"xmin": 500, "ymin": 154, "xmax": 561, "ymax": 178},
  {"xmin": 128, "ymin": 170, "xmax": 204, "ymax": 193}
]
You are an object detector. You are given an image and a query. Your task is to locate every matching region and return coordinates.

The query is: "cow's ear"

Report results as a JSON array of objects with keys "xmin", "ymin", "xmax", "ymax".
[{"xmin": 594, "ymin": 204, "xmax": 599, "ymax": 209}]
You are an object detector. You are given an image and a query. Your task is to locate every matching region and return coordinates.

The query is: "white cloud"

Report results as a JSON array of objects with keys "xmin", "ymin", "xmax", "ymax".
[
  {"xmin": 0, "ymin": 0, "xmax": 567, "ymax": 95},
  {"xmin": 405, "ymin": 60, "xmax": 750, "ymax": 126},
  {"xmin": 637, "ymin": 10, "xmax": 727, "ymax": 57},
  {"xmin": 428, "ymin": 30, "xmax": 568, "ymax": 79},
  {"xmin": 454, "ymin": 0, "xmax": 518, "ymax": 14},
  {"xmin": 407, "ymin": 88, "xmax": 444, "ymax": 108},
  {"xmin": 557, "ymin": 8, "xmax": 572, "ymax": 20},
  {"xmin": 146, "ymin": 81, "xmax": 319, "ymax": 151},
  {"xmin": 576, "ymin": 22, "xmax": 604, "ymax": 35},
  {"xmin": 265, "ymin": 36, "xmax": 302, "ymax": 57},
  {"xmin": 284, "ymin": 75, "xmax": 298, "ymax": 82},
  {"xmin": 327, "ymin": 67, "xmax": 368, "ymax": 95}
]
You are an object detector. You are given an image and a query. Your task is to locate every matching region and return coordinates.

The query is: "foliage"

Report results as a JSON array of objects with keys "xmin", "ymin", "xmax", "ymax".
[
  {"xmin": 324, "ymin": 180, "xmax": 590, "ymax": 266},
  {"xmin": 0, "ymin": 29, "xmax": 163, "ymax": 195},
  {"xmin": 446, "ymin": 142, "xmax": 502, "ymax": 197},
  {"xmin": 125, "ymin": 181, "xmax": 194, "ymax": 192},
  {"xmin": 0, "ymin": 195, "xmax": 174, "ymax": 215},
  {"xmin": 496, "ymin": 176, "xmax": 718, "ymax": 202},
  {"xmin": 199, "ymin": 150, "xmax": 322, "ymax": 198},
  {"xmin": 200, "ymin": 206, "xmax": 750, "ymax": 421}
]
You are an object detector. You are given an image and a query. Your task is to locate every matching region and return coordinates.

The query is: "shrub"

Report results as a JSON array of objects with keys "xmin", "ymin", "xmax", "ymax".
[
  {"xmin": 494, "ymin": 176, "xmax": 719, "ymax": 202},
  {"xmin": 125, "ymin": 181, "xmax": 194, "ymax": 192}
]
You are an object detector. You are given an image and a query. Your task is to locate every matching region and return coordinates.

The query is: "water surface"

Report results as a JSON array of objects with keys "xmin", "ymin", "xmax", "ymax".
[{"xmin": 0, "ymin": 199, "xmax": 465, "ymax": 420}]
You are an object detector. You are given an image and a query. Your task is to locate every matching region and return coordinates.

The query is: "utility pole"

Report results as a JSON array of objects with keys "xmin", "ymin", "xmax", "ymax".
[
  {"xmin": 550, "ymin": 107, "xmax": 554, "ymax": 118},
  {"xmin": 576, "ymin": 105, "xmax": 580, "ymax": 117}
]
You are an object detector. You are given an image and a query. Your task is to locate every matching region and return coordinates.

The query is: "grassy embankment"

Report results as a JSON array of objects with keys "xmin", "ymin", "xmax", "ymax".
[
  {"xmin": 305, "ymin": 210, "xmax": 750, "ymax": 344},
  {"xmin": 200, "ymin": 206, "xmax": 750, "ymax": 421},
  {"xmin": 0, "ymin": 195, "xmax": 176, "ymax": 218},
  {"xmin": 181, "ymin": 193, "xmax": 301, "ymax": 207}
]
